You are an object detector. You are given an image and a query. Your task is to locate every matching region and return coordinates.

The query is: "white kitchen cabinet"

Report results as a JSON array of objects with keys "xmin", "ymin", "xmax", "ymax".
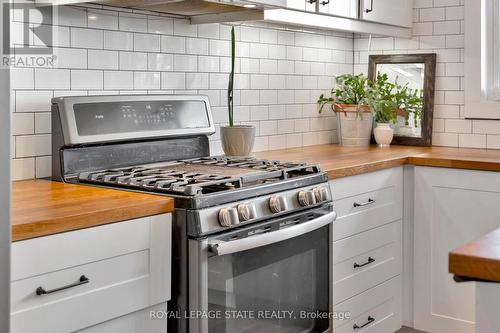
[
  {"xmin": 318, "ymin": 0, "xmax": 358, "ymax": 19},
  {"xmin": 10, "ymin": 214, "xmax": 171, "ymax": 333},
  {"xmin": 286, "ymin": 0, "xmax": 317, "ymax": 12},
  {"xmin": 413, "ymin": 167, "xmax": 500, "ymax": 333},
  {"xmin": 360, "ymin": 0, "xmax": 413, "ymax": 28},
  {"xmin": 329, "ymin": 167, "xmax": 403, "ymax": 332}
]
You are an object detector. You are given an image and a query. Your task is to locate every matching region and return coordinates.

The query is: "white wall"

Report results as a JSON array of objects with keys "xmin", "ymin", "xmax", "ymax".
[
  {"xmin": 0, "ymin": 0, "xmax": 11, "ymax": 330},
  {"xmin": 354, "ymin": 0, "xmax": 494, "ymax": 148},
  {"xmin": 9, "ymin": 4, "xmax": 354, "ymax": 180}
]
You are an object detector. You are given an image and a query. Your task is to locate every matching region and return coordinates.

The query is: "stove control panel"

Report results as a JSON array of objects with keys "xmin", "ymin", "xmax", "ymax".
[{"xmin": 195, "ymin": 183, "xmax": 333, "ymax": 234}]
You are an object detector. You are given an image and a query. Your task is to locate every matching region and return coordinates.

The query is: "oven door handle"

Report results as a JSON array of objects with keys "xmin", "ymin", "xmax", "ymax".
[{"xmin": 209, "ymin": 211, "xmax": 336, "ymax": 256}]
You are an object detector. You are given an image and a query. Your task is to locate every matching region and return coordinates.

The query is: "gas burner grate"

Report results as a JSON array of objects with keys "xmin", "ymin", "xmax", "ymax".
[
  {"xmin": 77, "ymin": 156, "xmax": 322, "ymax": 197},
  {"xmin": 78, "ymin": 167, "xmax": 243, "ymax": 196}
]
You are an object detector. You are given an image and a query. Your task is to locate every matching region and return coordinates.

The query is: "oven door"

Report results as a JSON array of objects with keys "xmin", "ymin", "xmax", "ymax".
[{"xmin": 188, "ymin": 207, "xmax": 336, "ymax": 333}]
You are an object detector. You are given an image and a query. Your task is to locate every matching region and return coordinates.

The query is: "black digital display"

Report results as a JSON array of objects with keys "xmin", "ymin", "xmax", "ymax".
[{"xmin": 73, "ymin": 100, "xmax": 210, "ymax": 136}]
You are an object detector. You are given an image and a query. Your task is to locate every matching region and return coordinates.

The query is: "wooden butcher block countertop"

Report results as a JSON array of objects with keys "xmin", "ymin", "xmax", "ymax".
[
  {"xmin": 12, "ymin": 179, "xmax": 174, "ymax": 242},
  {"xmin": 256, "ymin": 144, "xmax": 500, "ymax": 179},
  {"xmin": 449, "ymin": 228, "xmax": 500, "ymax": 282}
]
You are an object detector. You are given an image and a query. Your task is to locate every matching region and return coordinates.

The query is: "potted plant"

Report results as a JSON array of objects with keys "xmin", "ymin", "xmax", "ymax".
[
  {"xmin": 220, "ymin": 26, "xmax": 255, "ymax": 157},
  {"xmin": 317, "ymin": 74, "xmax": 373, "ymax": 147},
  {"xmin": 361, "ymin": 73, "xmax": 398, "ymax": 147}
]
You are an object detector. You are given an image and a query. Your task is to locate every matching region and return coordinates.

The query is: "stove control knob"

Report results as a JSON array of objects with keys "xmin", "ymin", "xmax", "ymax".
[
  {"xmin": 237, "ymin": 203, "xmax": 257, "ymax": 221},
  {"xmin": 218, "ymin": 208, "xmax": 239, "ymax": 227},
  {"xmin": 313, "ymin": 186, "xmax": 330, "ymax": 202},
  {"xmin": 269, "ymin": 195, "xmax": 288, "ymax": 214},
  {"xmin": 298, "ymin": 190, "xmax": 317, "ymax": 207}
]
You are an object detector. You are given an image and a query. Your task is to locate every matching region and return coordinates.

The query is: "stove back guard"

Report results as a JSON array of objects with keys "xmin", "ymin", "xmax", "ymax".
[{"xmin": 51, "ymin": 95, "xmax": 214, "ymax": 181}]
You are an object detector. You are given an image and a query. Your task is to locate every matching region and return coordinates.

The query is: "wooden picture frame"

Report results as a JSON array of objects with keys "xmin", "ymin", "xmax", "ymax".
[{"xmin": 368, "ymin": 53, "xmax": 436, "ymax": 146}]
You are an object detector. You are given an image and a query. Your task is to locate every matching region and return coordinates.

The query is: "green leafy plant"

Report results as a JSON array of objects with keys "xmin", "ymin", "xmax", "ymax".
[
  {"xmin": 317, "ymin": 74, "xmax": 369, "ymax": 115},
  {"xmin": 361, "ymin": 73, "xmax": 398, "ymax": 124},
  {"xmin": 227, "ymin": 26, "xmax": 235, "ymax": 126}
]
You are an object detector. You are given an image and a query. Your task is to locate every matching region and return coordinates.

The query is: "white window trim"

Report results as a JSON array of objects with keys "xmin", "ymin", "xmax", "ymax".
[{"xmin": 464, "ymin": 0, "xmax": 500, "ymax": 118}]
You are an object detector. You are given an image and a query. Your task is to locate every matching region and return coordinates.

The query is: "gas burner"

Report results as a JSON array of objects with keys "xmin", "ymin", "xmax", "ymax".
[{"xmin": 77, "ymin": 157, "xmax": 321, "ymax": 197}]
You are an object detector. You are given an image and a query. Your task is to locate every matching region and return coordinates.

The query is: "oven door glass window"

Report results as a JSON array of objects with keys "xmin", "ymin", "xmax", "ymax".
[{"xmin": 207, "ymin": 226, "xmax": 330, "ymax": 333}]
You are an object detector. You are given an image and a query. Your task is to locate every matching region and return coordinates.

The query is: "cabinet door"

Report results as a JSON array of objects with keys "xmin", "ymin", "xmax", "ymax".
[
  {"xmin": 360, "ymin": 0, "xmax": 412, "ymax": 28},
  {"xmin": 414, "ymin": 167, "xmax": 500, "ymax": 333},
  {"xmin": 286, "ymin": 0, "xmax": 317, "ymax": 12},
  {"xmin": 318, "ymin": 0, "xmax": 357, "ymax": 19}
]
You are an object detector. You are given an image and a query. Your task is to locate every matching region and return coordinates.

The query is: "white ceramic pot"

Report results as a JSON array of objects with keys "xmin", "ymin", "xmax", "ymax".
[
  {"xmin": 220, "ymin": 125, "xmax": 256, "ymax": 157},
  {"xmin": 373, "ymin": 123, "xmax": 394, "ymax": 147}
]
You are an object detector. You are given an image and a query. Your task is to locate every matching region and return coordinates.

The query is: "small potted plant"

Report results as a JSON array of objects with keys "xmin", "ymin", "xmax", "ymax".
[
  {"xmin": 220, "ymin": 26, "xmax": 255, "ymax": 157},
  {"xmin": 361, "ymin": 73, "xmax": 398, "ymax": 147},
  {"xmin": 317, "ymin": 74, "xmax": 373, "ymax": 147}
]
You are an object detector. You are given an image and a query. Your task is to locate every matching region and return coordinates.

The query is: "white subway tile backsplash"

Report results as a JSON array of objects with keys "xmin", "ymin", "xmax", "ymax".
[
  {"xmin": 72, "ymin": 70, "xmax": 104, "ymax": 90},
  {"xmin": 197, "ymin": 23, "xmax": 219, "ymax": 39},
  {"xmin": 161, "ymin": 72, "xmax": 185, "ymax": 89},
  {"xmin": 10, "ymin": 68, "xmax": 34, "ymax": 89},
  {"xmin": 35, "ymin": 69, "xmax": 70, "ymax": 90},
  {"xmin": 161, "ymin": 35, "xmax": 186, "ymax": 53},
  {"xmin": 186, "ymin": 38, "xmax": 209, "ymax": 55},
  {"xmin": 104, "ymin": 31, "xmax": 133, "ymax": 50},
  {"xmin": 119, "ymin": 13, "xmax": 148, "ymax": 32},
  {"xmin": 12, "ymin": 113, "xmax": 34, "ymax": 135},
  {"xmin": 134, "ymin": 33, "xmax": 160, "ymax": 52},
  {"xmin": 186, "ymin": 73, "xmax": 209, "ymax": 89},
  {"xmin": 12, "ymin": 158, "xmax": 35, "ymax": 181},
  {"xmin": 104, "ymin": 71, "xmax": 133, "ymax": 90},
  {"xmin": 173, "ymin": 20, "xmax": 198, "ymax": 37},
  {"xmin": 55, "ymin": 48, "xmax": 87, "ymax": 69},
  {"xmin": 88, "ymin": 49, "xmax": 118, "ymax": 69},
  {"xmin": 148, "ymin": 17, "xmax": 173, "ymax": 35},
  {"xmin": 35, "ymin": 156, "xmax": 52, "ymax": 178},
  {"xmin": 16, "ymin": 134, "xmax": 51, "ymax": 158},
  {"xmin": 148, "ymin": 53, "xmax": 173, "ymax": 71},
  {"xmin": 35, "ymin": 112, "xmax": 51, "ymax": 134},
  {"xmin": 56, "ymin": 6, "xmax": 87, "ymax": 27},
  {"xmin": 16, "ymin": 91, "xmax": 53, "ymax": 112},
  {"xmin": 134, "ymin": 72, "xmax": 160, "ymax": 90},
  {"xmin": 174, "ymin": 54, "xmax": 198, "ymax": 72},
  {"xmin": 120, "ymin": 51, "xmax": 148, "ymax": 70},
  {"xmin": 88, "ymin": 9, "xmax": 118, "ymax": 30},
  {"xmin": 71, "ymin": 28, "xmax": 103, "ymax": 49}
]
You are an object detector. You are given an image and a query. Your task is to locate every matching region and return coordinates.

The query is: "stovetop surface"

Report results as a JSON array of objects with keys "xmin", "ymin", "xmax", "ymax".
[{"xmin": 77, "ymin": 156, "xmax": 322, "ymax": 197}]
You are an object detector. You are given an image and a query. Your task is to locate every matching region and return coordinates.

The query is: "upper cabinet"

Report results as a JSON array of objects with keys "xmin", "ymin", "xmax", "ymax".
[
  {"xmin": 360, "ymin": 0, "xmax": 413, "ymax": 28},
  {"xmin": 318, "ymin": 0, "xmax": 358, "ymax": 19},
  {"xmin": 286, "ymin": 0, "xmax": 317, "ymax": 13}
]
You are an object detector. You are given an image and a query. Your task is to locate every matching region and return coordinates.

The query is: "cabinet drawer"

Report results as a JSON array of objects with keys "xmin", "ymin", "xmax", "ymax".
[
  {"xmin": 333, "ymin": 221, "xmax": 402, "ymax": 304},
  {"xmin": 78, "ymin": 303, "xmax": 168, "ymax": 333},
  {"xmin": 11, "ymin": 215, "xmax": 171, "ymax": 333},
  {"xmin": 333, "ymin": 186, "xmax": 401, "ymax": 241},
  {"xmin": 333, "ymin": 276, "xmax": 402, "ymax": 333}
]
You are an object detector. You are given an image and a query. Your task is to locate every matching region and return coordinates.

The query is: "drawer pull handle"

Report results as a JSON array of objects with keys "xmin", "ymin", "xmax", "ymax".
[
  {"xmin": 36, "ymin": 275, "xmax": 89, "ymax": 296},
  {"xmin": 353, "ymin": 198, "xmax": 375, "ymax": 207},
  {"xmin": 353, "ymin": 257, "xmax": 375, "ymax": 269},
  {"xmin": 365, "ymin": 0, "xmax": 374, "ymax": 13},
  {"xmin": 353, "ymin": 316, "xmax": 375, "ymax": 329},
  {"xmin": 320, "ymin": 0, "xmax": 329, "ymax": 5}
]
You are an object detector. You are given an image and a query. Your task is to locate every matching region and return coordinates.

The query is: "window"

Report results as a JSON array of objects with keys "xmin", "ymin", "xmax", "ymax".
[{"xmin": 464, "ymin": 0, "xmax": 500, "ymax": 118}]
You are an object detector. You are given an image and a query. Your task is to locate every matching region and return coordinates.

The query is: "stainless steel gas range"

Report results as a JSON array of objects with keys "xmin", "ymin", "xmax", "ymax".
[{"xmin": 51, "ymin": 94, "xmax": 337, "ymax": 333}]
